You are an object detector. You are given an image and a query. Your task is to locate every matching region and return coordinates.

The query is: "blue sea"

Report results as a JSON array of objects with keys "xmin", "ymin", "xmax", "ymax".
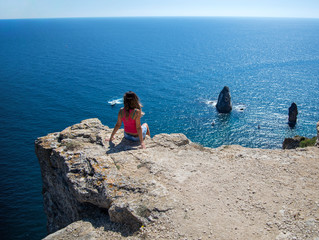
[{"xmin": 0, "ymin": 17, "xmax": 318, "ymax": 239}]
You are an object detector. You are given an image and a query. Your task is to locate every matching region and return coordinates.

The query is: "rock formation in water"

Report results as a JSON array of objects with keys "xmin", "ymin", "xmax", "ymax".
[
  {"xmin": 216, "ymin": 86, "xmax": 232, "ymax": 113},
  {"xmin": 317, "ymin": 121, "xmax": 319, "ymax": 146},
  {"xmin": 282, "ymin": 136, "xmax": 305, "ymax": 149},
  {"xmin": 36, "ymin": 119, "xmax": 319, "ymax": 240},
  {"xmin": 288, "ymin": 102, "xmax": 298, "ymax": 127}
]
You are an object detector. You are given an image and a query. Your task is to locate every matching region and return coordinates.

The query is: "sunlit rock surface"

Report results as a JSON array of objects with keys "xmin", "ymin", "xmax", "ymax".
[{"xmin": 36, "ymin": 119, "xmax": 319, "ymax": 240}]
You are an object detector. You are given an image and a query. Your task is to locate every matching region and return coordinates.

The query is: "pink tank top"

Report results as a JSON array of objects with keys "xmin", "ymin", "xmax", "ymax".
[{"xmin": 122, "ymin": 109, "xmax": 138, "ymax": 134}]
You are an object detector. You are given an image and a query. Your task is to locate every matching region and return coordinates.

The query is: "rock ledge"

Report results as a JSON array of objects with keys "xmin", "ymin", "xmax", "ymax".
[{"xmin": 36, "ymin": 119, "xmax": 319, "ymax": 240}]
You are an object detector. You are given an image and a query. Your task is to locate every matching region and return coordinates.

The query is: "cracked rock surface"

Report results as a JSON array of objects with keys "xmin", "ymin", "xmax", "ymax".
[{"xmin": 36, "ymin": 118, "xmax": 319, "ymax": 239}]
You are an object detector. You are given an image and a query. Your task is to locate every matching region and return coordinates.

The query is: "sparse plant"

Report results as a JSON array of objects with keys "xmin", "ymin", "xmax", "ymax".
[{"xmin": 299, "ymin": 137, "xmax": 316, "ymax": 148}]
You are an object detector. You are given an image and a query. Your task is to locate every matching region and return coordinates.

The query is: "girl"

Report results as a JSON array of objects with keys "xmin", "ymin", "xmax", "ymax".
[{"xmin": 107, "ymin": 91, "xmax": 150, "ymax": 149}]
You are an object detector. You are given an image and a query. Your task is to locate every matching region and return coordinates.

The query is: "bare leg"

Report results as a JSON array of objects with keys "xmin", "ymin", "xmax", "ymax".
[{"xmin": 142, "ymin": 123, "xmax": 151, "ymax": 137}]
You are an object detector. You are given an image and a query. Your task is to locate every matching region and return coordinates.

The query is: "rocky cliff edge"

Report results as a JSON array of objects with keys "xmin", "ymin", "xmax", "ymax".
[{"xmin": 35, "ymin": 119, "xmax": 319, "ymax": 240}]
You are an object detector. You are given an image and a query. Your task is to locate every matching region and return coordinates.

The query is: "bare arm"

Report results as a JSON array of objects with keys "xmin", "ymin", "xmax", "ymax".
[
  {"xmin": 135, "ymin": 110, "xmax": 146, "ymax": 149},
  {"xmin": 106, "ymin": 109, "xmax": 122, "ymax": 141}
]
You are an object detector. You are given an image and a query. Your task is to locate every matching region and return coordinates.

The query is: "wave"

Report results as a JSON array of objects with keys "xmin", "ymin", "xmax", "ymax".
[
  {"xmin": 233, "ymin": 104, "xmax": 246, "ymax": 112},
  {"xmin": 205, "ymin": 100, "xmax": 246, "ymax": 112},
  {"xmin": 107, "ymin": 98, "xmax": 123, "ymax": 106},
  {"xmin": 206, "ymin": 100, "xmax": 217, "ymax": 107}
]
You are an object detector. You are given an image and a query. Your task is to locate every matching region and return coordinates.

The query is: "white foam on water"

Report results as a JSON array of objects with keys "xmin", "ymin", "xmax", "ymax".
[
  {"xmin": 234, "ymin": 104, "xmax": 246, "ymax": 112},
  {"xmin": 107, "ymin": 98, "xmax": 123, "ymax": 106},
  {"xmin": 206, "ymin": 100, "xmax": 217, "ymax": 107},
  {"xmin": 205, "ymin": 100, "xmax": 246, "ymax": 112}
]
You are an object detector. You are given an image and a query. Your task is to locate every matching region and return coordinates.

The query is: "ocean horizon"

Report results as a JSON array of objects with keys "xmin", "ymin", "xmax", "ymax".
[{"xmin": 0, "ymin": 17, "xmax": 318, "ymax": 239}]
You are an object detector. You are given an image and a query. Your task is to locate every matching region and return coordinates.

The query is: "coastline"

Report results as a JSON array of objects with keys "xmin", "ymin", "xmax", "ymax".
[{"xmin": 1, "ymin": 17, "xmax": 319, "ymax": 239}]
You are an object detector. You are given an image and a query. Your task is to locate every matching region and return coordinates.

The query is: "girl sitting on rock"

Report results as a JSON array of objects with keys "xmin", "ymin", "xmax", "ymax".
[{"xmin": 106, "ymin": 91, "xmax": 150, "ymax": 149}]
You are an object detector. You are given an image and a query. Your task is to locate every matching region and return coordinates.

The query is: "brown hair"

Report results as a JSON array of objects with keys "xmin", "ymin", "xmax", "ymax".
[{"xmin": 123, "ymin": 91, "xmax": 143, "ymax": 118}]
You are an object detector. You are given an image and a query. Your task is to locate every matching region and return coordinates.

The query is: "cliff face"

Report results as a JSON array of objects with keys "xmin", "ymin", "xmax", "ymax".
[
  {"xmin": 35, "ymin": 118, "xmax": 178, "ymax": 234},
  {"xmin": 36, "ymin": 119, "xmax": 319, "ymax": 240}
]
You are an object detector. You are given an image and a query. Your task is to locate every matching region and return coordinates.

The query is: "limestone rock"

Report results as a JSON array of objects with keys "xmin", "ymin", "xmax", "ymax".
[
  {"xmin": 317, "ymin": 121, "xmax": 319, "ymax": 146},
  {"xmin": 282, "ymin": 136, "xmax": 304, "ymax": 149},
  {"xmin": 216, "ymin": 86, "xmax": 232, "ymax": 113},
  {"xmin": 37, "ymin": 119, "xmax": 319, "ymax": 240},
  {"xmin": 35, "ymin": 118, "xmax": 174, "ymax": 234},
  {"xmin": 43, "ymin": 221, "xmax": 96, "ymax": 240},
  {"xmin": 288, "ymin": 102, "xmax": 298, "ymax": 127},
  {"xmin": 283, "ymin": 135, "xmax": 318, "ymax": 149}
]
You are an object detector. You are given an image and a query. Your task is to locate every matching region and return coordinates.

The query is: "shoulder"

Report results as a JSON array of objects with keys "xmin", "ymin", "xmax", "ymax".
[
  {"xmin": 118, "ymin": 108, "xmax": 124, "ymax": 116},
  {"xmin": 134, "ymin": 108, "xmax": 141, "ymax": 113},
  {"xmin": 133, "ymin": 108, "xmax": 142, "ymax": 118}
]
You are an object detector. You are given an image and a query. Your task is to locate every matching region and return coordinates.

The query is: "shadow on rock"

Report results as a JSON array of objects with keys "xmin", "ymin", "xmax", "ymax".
[
  {"xmin": 107, "ymin": 138, "xmax": 140, "ymax": 154},
  {"xmin": 87, "ymin": 213, "xmax": 139, "ymax": 237}
]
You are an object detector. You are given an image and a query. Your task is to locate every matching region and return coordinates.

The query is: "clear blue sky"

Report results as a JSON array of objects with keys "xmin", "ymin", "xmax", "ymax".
[{"xmin": 0, "ymin": 0, "xmax": 318, "ymax": 19}]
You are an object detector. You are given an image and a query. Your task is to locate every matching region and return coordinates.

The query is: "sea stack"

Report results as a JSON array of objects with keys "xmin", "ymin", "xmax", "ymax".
[
  {"xmin": 288, "ymin": 102, "xmax": 298, "ymax": 127},
  {"xmin": 216, "ymin": 86, "xmax": 232, "ymax": 113}
]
